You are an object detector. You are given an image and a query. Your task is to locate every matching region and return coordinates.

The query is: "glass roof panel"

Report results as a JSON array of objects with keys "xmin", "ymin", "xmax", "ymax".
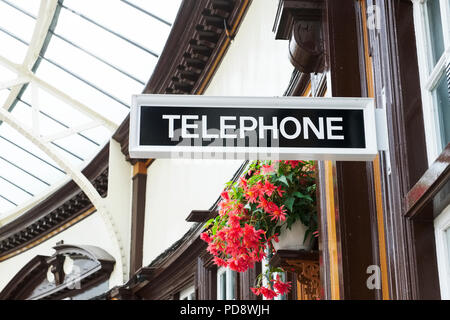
[
  {"xmin": 55, "ymin": 9, "xmax": 158, "ymax": 84},
  {"xmin": 35, "ymin": 60, "xmax": 129, "ymax": 124},
  {"xmin": 63, "ymin": 0, "xmax": 172, "ymax": 55},
  {"xmin": 0, "ymin": 154, "xmax": 48, "ymax": 197},
  {"xmin": 21, "ymin": 88, "xmax": 100, "ymax": 129},
  {"xmin": 127, "ymin": 0, "xmax": 182, "ymax": 24},
  {"xmin": 52, "ymin": 134, "xmax": 102, "ymax": 163},
  {"xmin": 6, "ymin": 0, "xmax": 40, "ymax": 18},
  {"xmin": 0, "ymin": 64, "xmax": 17, "ymax": 83},
  {"xmin": 0, "ymin": 134, "xmax": 66, "ymax": 183},
  {"xmin": 0, "ymin": 0, "xmax": 181, "ymax": 219},
  {"xmin": 0, "ymin": 197, "xmax": 16, "ymax": 217},
  {"xmin": 0, "ymin": 1, "xmax": 35, "ymax": 44},
  {"xmin": 43, "ymin": 36, "xmax": 143, "ymax": 105},
  {"xmin": 77, "ymin": 126, "xmax": 111, "ymax": 146},
  {"xmin": 0, "ymin": 29, "xmax": 28, "ymax": 64},
  {"xmin": 0, "ymin": 123, "xmax": 63, "ymax": 172},
  {"xmin": 0, "ymin": 174, "xmax": 33, "ymax": 201}
]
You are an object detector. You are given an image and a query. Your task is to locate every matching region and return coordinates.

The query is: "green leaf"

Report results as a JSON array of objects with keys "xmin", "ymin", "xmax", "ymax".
[
  {"xmin": 284, "ymin": 197, "xmax": 295, "ymax": 212},
  {"xmin": 277, "ymin": 175, "xmax": 289, "ymax": 186},
  {"xmin": 293, "ymin": 191, "xmax": 313, "ymax": 202},
  {"xmin": 203, "ymin": 218, "xmax": 215, "ymax": 229}
]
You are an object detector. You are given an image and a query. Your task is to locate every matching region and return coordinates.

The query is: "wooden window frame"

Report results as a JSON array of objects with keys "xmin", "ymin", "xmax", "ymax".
[
  {"xmin": 434, "ymin": 204, "xmax": 450, "ymax": 299},
  {"xmin": 412, "ymin": 0, "xmax": 450, "ymax": 164}
]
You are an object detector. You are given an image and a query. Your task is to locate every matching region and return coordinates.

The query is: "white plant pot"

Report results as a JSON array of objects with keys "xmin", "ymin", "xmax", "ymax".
[{"xmin": 272, "ymin": 220, "xmax": 312, "ymax": 251}]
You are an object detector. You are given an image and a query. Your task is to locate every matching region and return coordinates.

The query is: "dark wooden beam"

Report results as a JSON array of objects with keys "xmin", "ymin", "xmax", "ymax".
[
  {"xmin": 130, "ymin": 161, "xmax": 151, "ymax": 275},
  {"xmin": 185, "ymin": 210, "xmax": 217, "ymax": 222},
  {"xmin": 323, "ymin": 0, "xmax": 378, "ymax": 300}
]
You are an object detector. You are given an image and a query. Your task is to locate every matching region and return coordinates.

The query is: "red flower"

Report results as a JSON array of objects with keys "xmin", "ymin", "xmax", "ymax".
[
  {"xmin": 239, "ymin": 177, "xmax": 248, "ymax": 190},
  {"xmin": 261, "ymin": 164, "xmax": 275, "ymax": 175},
  {"xmin": 273, "ymin": 275, "xmax": 291, "ymax": 295},
  {"xmin": 260, "ymin": 287, "xmax": 278, "ymax": 300},
  {"xmin": 251, "ymin": 287, "xmax": 262, "ymax": 295},
  {"xmin": 221, "ymin": 191, "xmax": 230, "ymax": 201},
  {"xmin": 245, "ymin": 184, "xmax": 264, "ymax": 204},
  {"xmin": 200, "ymin": 232, "xmax": 212, "ymax": 243},
  {"xmin": 213, "ymin": 257, "xmax": 228, "ymax": 268},
  {"xmin": 276, "ymin": 186, "xmax": 285, "ymax": 197},
  {"xmin": 262, "ymin": 180, "xmax": 277, "ymax": 197},
  {"xmin": 200, "ymin": 159, "xmax": 316, "ymax": 300},
  {"xmin": 268, "ymin": 204, "xmax": 287, "ymax": 222},
  {"xmin": 285, "ymin": 160, "xmax": 300, "ymax": 169}
]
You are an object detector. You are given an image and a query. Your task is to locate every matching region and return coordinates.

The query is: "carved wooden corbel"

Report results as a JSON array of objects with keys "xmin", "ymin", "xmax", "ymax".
[
  {"xmin": 270, "ymin": 250, "xmax": 321, "ymax": 300},
  {"xmin": 273, "ymin": 0, "xmax": 325, "ymax": 73}
]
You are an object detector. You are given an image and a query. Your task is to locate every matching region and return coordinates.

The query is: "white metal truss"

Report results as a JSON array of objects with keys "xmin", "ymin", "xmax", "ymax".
[
  {"xmin": 0, "ymin": 77, "xmax": 29, "ymax": 91},
  {"xmin": 0, "ymin": 0, "xmax": 127, "ymax": 280},
  {"xmin": 0, "ymin": 107, "xmax": 127, "ymax": 280},
  {"xmin": 0, "ymin": 55, "xmax": 118, "ymax": 132},
  {"xmin": 1, "ymin": 0, "xmax": 56, "ymax": 115}
]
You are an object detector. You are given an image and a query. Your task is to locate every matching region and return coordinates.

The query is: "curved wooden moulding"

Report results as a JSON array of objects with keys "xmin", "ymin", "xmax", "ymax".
[
  {"xmin": 273, "ymin": 0, "xmax": 325, "ymax": 74},
  {"xmin": 0, "ymin": 144, "xmax": 110, "ymax": 261},
  {"xmin": 0, "ymin": 243, "xmax": 115, "ymax": 300}
]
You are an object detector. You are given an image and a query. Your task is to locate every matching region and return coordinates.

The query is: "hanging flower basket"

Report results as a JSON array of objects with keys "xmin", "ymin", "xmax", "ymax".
[
  {"xmin": 271, "ymin": 219, "xmax": 313, "ymax": 252},
  {"xmin": 200, "ymin": 160, "xmax": 318, "ymax": 299}
]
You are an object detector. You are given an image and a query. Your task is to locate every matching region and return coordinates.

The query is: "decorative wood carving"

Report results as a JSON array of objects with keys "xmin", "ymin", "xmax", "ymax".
[
  {"xmin": 273, "ymin": 0, "xmax": 325, "ymax": 73},
  {"xmin": 270, "ymin": 250, "xmax": 320, "ymax": 300},
  {"xmin": 0, "ymin": 244, "xmax": 115, "ymax": 300}
]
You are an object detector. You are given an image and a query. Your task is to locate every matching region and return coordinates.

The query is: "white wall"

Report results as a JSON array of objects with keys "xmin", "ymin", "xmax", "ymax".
[
  {"xmin": 106, "ymin": 140, "xmax": 132, "ymax": 280},
  {"xmin": 204, "ymin": 0, "xmax": 294, "ymax": 97},
  {"xmin": 142, "ymin": 0, "xmax": 294, "ymax": 265},
  {"xmin": 143, "ymin": 159, "xmax": 242, "ymax": 265}
]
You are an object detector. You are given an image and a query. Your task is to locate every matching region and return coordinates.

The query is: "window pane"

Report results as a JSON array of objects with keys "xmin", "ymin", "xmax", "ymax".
[
  {"xmin": 220, "ymin": 272, "xmax": 226, "ymax": 300},
  {"xmin": 434, "ymin": 74, "xmax": 450, "ymax": 149},
  {"xmin": 427, "ymin": 0, "xmax": 445, "ymax": 66},
  {"xmin": 227, "ymin": 270, "xmax": 236, "ymax": 300}
]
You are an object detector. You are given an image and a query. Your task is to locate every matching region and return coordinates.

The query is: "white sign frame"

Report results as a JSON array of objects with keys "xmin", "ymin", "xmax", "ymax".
[{"xmin": 129, "ymin": 95, "xmax": 378, "ymax": 161}]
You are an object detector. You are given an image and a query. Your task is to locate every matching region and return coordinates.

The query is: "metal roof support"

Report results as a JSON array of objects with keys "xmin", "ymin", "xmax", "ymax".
[
  {"xmin": 14, "ymin": 95, "xmax": 100, "ymax": 146},
  {"xmin": 0, "ymin": 0, "xmax": 126, "ymax": 281},
  {"xmin": 0, "ymin": 0, "xmax": 146, "ymax": 85},
  {"xmin": 0, "ymin": 55, "xmax": 118, "ymax": 132},
  {"xmin": 0, "ymin": 77, "xmax": 29, "ymax": 91},
  {"xmin": 1, "ymin": 0, "xmax": 57, "ymax": 116},
  {"xmin": 0, "ymin": 107, "xmax": 127, "ymax": 282}
]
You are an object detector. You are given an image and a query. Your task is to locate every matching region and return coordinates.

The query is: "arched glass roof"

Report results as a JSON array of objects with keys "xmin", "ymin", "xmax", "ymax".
[{"xmin": 0, "ymin": 0, "xmax": 181, "ymax": 219}]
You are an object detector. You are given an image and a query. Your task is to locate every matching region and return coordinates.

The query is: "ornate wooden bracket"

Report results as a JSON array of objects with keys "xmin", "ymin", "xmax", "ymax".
[
  {"xmin": 270, "ymin": 250, "xmax": 320, "ymax": 300},
  {"xmin": 273, "ymin": 0, "xmax": 325, "ymax": 73}
]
